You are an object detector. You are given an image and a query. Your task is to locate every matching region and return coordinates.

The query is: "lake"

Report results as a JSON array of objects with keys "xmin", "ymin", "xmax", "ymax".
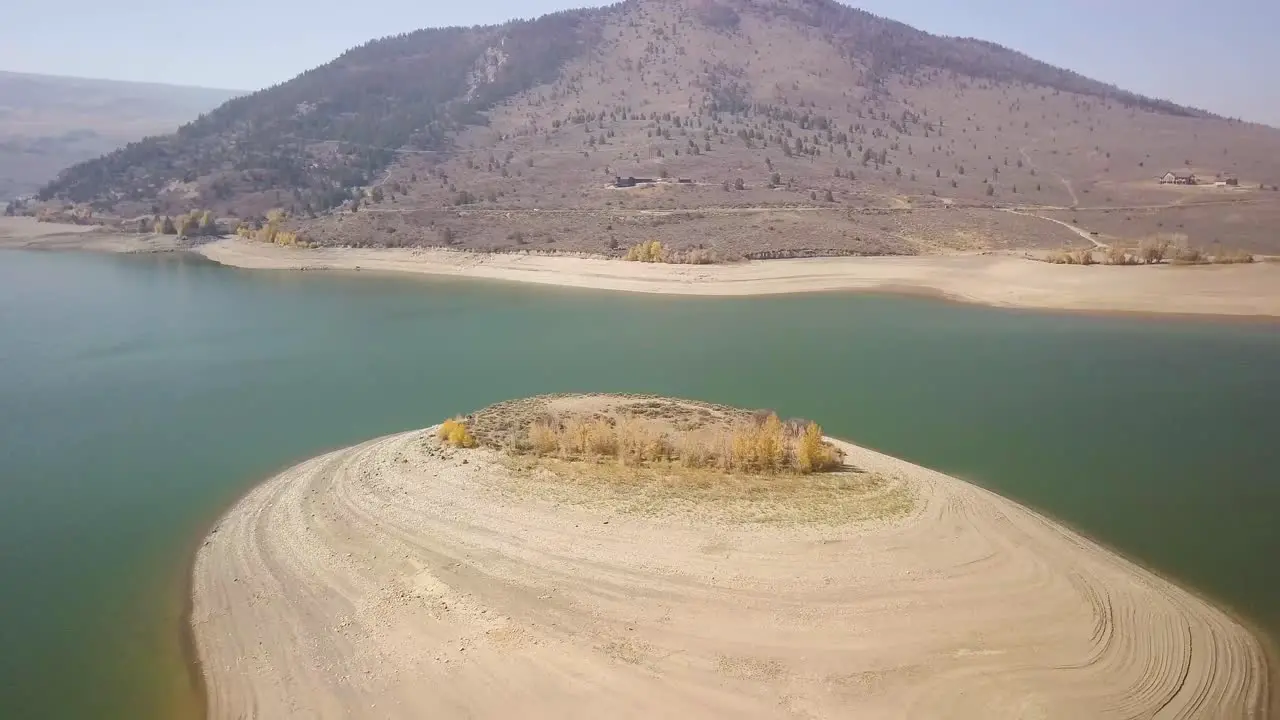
[{"xmin": 1, "ymin": 249, "xmax": 1277, "ymax": 718}]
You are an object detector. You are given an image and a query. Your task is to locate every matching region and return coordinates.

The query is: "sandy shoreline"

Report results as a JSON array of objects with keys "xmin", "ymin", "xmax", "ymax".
[
  {"xmin": 192, "ymin": 425, "xmax": 1270, "ymax": 719},
  {"xmin": 5, "ymin": 217, "xmax": 1280, "ymax": 316},
  {"xmin": 193, "ymin": 237, "xmax": 1280, "ymax": 317}
]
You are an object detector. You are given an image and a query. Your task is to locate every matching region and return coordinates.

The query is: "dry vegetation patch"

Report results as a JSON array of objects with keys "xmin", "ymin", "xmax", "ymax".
[
  {"xmin": 452, "ymin": 393, "xmax": 910, "ymax": 524},
  {"xmin": 623, "ymin": 239, "xmax": 721, "ymax": 264},
  {"xmin": 497, "ymin": 454, "xmax": 913, "ymax": 525},
  {"xmin": 1045, "ymin": 248, "xmax": 1097, "ymax": 265},
  {"xmin": 468, "ymin": 394, "xmax": 841, "ymax": 474},
  {"xmin": 1042, "ymin": 232, "xmax": 1255, "ymax": 266}
]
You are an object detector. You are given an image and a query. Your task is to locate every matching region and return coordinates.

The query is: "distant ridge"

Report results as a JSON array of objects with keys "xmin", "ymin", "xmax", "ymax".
[
  {"xmin": 0, "ymin": 71, "xmax": 242, "ymax": 201},
  {"xmin": 20, "ymin": 0, "xmax": 1280, "ymax": 256},
  {"xmin": 0, "ymin": 69, "xmax": 244, "ymax": 96}
]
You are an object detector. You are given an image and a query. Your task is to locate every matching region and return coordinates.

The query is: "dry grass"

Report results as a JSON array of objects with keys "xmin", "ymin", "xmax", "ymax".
[
  {"xmin": 464, "ymin": 394, "xmax": 913, "ymax": 525},
  {"xmin": 498, "ymin": 454, "xmax": 915, "ymax": 526},
  {"xmin": 1212, "ymin": 249, "xmax": 1256, "ymax": 264},
  {"xmin": 1170, "ymin": 245, "xmax": 1257, "ymax": 265},
  {"xmin": 437, "ymin": 417, "xmax": 477, "ymax": 448},
  {"xmin": 516, "ymin": 411, "xmax": 842, "ymax": 475}
]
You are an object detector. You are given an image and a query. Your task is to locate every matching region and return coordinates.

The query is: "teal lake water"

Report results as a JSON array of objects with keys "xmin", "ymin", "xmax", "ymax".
[{"xmin": 1, "ymin": 249, "xmax": 1277, "ymax": 718}]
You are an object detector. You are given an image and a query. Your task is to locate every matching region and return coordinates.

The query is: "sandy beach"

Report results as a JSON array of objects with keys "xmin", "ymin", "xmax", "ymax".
[
  {"xmin": 192, "ymin": 407, "xmax": 1270, "ymax": 718},
  {"xmin": 0, "ymin": 216, "xmax": 185, "ymax": 253},
  {"xmin": 5, "ymin": 218, "xmax": 1280, "ymax": 316},
  {"xmin": 192, "ymin": 237, "xmax": 1280, "ymax": 317}
]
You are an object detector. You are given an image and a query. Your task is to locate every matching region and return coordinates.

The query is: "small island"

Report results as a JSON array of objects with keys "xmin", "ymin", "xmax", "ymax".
[{"xmin": 191, "ymin": 394, "xmax": 1268, "ymax": 718}]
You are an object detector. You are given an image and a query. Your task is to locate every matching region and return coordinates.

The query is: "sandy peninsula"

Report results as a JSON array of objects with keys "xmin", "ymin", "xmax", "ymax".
[
  {"xmin": 192, "ymin": 395, "xmax": 1269, "ymax": 719},
  {"xmin": 5, "ymin": 217, "xmax": 1280, "ymax": 316}
]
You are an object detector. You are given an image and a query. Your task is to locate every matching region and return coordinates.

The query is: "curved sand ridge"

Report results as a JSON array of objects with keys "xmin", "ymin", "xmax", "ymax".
[{"xmin": 192, "ymin": 428, "xmax": 1270, "ymax": 718}]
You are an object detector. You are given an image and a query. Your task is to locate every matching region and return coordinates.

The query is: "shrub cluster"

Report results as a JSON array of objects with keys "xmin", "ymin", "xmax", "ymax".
[
  {"xmin": 1046, "ymin": 248, "xmax": 1095, "ymax": 265},
  {"xmin": 1102, "ymin": 245, "xmax": 1140, "ymax": 265},
  {"xmin": 1138, "ymin": 234, "xmax": 1176, "ymax": 264},
  {"xmin": 235, "ymin": 209, "xmax": 303, "ymax": 246},
  {"xmin": 437, "ymin": 418, "xmax": 477, "ymax": 448},
  {"xmin": 1213, "ymin": 249, "xmax": 1255, "ymax": 264},
  {"xmin": 1171, "ymin": 245, "xmax": 1207, "ymax": 265},
  {"xmin": 1054, "ymin": 238, "xmax": 1254, "ymax": 266},
  {"xmin": 519, "ymin": 412, "xmax": 842, "ymax": 475},
  {"xmin": 624, "ymin": 240, "xmax": 720, "ymax": 264},
  {"xmin": 147, "ymin": 210, "xmax": 220, "ymax": 237}
]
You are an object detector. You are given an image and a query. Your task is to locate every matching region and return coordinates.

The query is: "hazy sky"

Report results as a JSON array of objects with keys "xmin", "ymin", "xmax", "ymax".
[{"xmin": 2, "ymin": 0, "xmax": 1276, "ymax": 125}]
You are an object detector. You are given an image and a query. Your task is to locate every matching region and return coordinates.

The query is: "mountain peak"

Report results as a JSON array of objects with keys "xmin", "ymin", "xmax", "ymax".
[{"xmin": 22, "ymin": 0, "xmax": 1280, "ymax": 256}]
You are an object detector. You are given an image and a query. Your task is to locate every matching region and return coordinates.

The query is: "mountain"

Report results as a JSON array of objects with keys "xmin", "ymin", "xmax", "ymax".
[
  {"xmin": 0, "ymin": 72, "xmax": 242, "ymax": 201},
  {"xmin": 25, "ymin": 0, "xmax": 1280, "ymax": 256}
]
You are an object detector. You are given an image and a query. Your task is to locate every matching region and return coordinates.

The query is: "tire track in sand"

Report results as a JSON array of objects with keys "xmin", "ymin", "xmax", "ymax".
[{"xmin": 192, "ymin": 429, "xmax": 1271, "ymax": 719}]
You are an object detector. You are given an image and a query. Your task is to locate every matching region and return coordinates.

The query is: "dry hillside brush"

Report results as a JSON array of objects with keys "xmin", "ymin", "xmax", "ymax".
[{"xmin": 33, "ymin": 0, "xmax": 1280, "ymax": 261}]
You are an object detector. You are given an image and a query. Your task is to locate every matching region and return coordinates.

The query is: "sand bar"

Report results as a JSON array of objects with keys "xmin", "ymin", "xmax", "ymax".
[{"xmin": 192, "ymin": 418, "xmax": 1270, "ymax": 718}]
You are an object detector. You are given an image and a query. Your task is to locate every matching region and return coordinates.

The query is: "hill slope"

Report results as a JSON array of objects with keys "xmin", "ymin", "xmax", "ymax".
[
  {"xmin": 27, "ymin": 0, "xmax": 1280, "ymax": 255},
  {"xmin": 0, "ymin": 72, "xmax": 241, "ymax": 201}
]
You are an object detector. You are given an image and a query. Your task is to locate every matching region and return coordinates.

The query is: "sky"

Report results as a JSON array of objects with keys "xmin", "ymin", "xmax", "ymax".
[{"xmin": 2, "ymin": 0, "xmax": 1276, "ymax": 125}]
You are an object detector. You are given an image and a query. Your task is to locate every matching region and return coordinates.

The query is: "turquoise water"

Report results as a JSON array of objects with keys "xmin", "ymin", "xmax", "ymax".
[{"xmin": 1, "ymin": 249, "xmax": 1277, "ymax": 718}]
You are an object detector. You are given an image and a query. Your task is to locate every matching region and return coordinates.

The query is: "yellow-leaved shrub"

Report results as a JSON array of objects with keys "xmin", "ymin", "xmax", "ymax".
[
  {"xmin": 796, "ymin": 422, "xmax": 841, "ymax": 474},
  {"xmin": 624, "ymin": 240, "xmax": 666, "ymax": 262},
  {"xmin": 519, "ymin": 411, "xmax": 842, "ymax": 475},
  {"xmin": 234, "ymin": 209, "xmax": 305, "ymax": 247},
  {"xmin": 437, "ymin": 417, "xmax": 477, "ymax": 448}
]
